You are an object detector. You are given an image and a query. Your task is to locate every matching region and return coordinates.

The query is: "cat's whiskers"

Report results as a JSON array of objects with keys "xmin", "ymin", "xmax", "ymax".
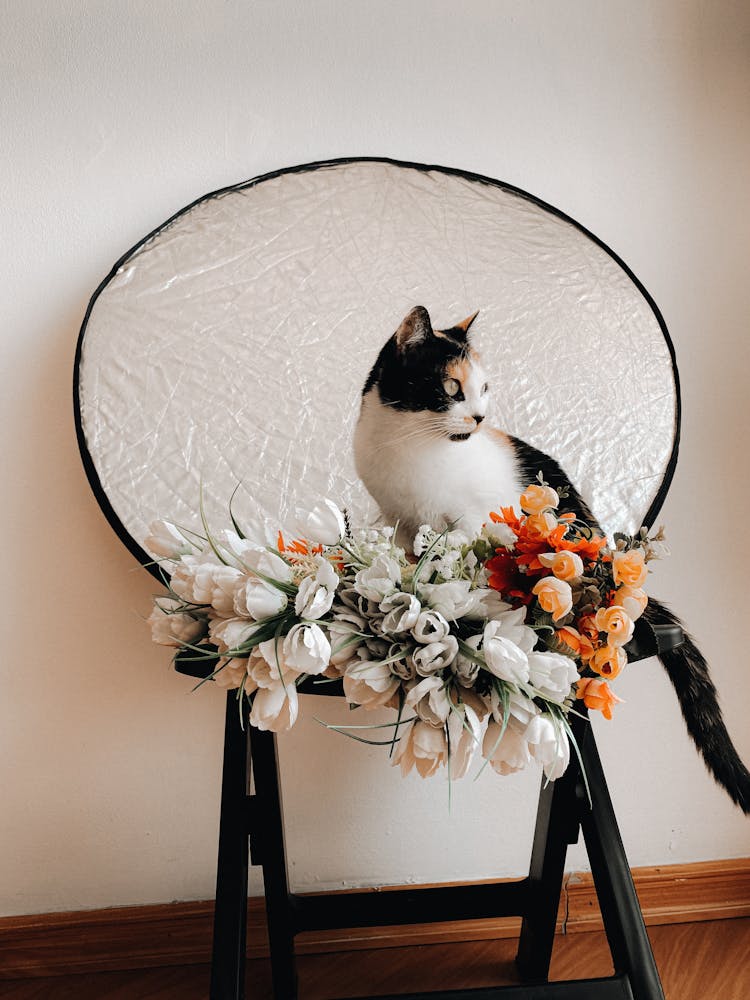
[{"xmin": 369, "ymin": 422, "xmax": 446, "ymax": 454}]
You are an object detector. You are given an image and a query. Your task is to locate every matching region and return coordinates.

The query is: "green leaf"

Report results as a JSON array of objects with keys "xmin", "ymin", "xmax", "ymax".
[
  {"xmin": 313, "ymin": 719, "xmax": 407, "ymax": 747},
  {"xmin": 199, "ymin": 484, "xmax": 231, "ymax": 566},
  {"xmin": 228, "ymin": 482, "xmax": 247, "ymax": 540}
]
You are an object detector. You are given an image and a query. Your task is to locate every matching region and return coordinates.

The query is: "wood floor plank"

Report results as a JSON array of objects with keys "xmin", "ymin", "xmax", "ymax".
[{"xmin": 0, "ymin": 918, "xmax": 746, "ymax": 1000}]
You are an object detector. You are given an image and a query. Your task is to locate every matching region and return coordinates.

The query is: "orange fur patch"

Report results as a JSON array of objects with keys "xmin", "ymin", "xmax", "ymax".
[
  {"xmin": 489, "ymin": 427, "xmax": 511, "ymax": 446},
  {"xmin": 456, "ymin": 310, "xmax": 480, "ymax": 333},
  {"xmin": 446, "ymin": 357, "xmax": 471, "ymax": 385}
]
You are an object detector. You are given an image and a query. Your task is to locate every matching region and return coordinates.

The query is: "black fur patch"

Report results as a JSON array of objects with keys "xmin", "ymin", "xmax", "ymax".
[
  {"xmin": 509, "ymin": 435, "xmax": 597, "ymax": 526},
  {"xmin": 363, "ymin": 328, "xmax": 470, "ymax": 412}
]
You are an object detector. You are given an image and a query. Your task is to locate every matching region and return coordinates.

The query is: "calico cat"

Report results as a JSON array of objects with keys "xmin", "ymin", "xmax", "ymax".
[{"xmin": 354, "ymin": 305, "xmax": 750, "ymax": 812}]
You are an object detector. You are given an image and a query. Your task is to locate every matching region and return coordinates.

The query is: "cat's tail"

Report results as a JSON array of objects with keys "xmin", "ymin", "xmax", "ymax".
[{"xmin": 645, "ymin": 598, "xmax": 750, "ymax": 813}]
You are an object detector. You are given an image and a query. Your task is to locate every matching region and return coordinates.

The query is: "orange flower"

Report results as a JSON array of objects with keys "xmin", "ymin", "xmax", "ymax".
[
  {"xmin": 577, "ymin": 614, "xmax": 599, "ymax": 643},
  {"xmin": 539, "ymin": 549, "xmax": 584, "ymax": 581},
  {"xmin": 489, "ymin": 506, "xmax": 522, "ymax": 532},
  {"xmin": 555, "ymin": 531, "xmax": 607, "ymax": 562},
  {"xmin": 275, "ymin": 532, "xmax": 322, "ymax": 556},
  {"xmin": 576, "ymin": 677, "xmax": 623, "ymax": 720},
  {"xmin": 611, "ymin": 584, "xmax": 648, "ymax": 622},
  {"xmin": 524, "ymin": 511, "xmax": 558, "ymax": 541},
  {"xmin": 519, "ymin": 483, "xmax": 559, "ymax": 515},
  {"xmin": 589, "ymin": 643, "xmax": 627, "ymax": 680},
  {"xmin": 594, "ymin": 606, "xmax": 635, "ymax": 647},
  {"xmin": 556, "ymin": 625, "xmax": 595, "ymax": 661},
  {"xmin": 612, "ymin": 548, "xmax": 648, "ymax": 588},
  {"xmin": 532, "ymin": 576, "xmax": 573, "ymax": 621}
]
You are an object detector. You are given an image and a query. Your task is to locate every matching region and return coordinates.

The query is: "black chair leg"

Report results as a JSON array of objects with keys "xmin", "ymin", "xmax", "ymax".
[
  {"xmin": 578, "ymin": 725, "xmax": 665, "ymax": 1000},
  {"xmin": 249, "ymin": 727, "xmax": 298, "ymax": 1000},
  {"xmin": 515, "ymin": 751, "xmax": 581, "ymax": 983},
  {"xmin": 210, "ymin": 693, "xmax": 251, "ymax": 1000},
  {"xmin": 206, "ymin": 695, "xmax": 663, "ymax": 1000}
]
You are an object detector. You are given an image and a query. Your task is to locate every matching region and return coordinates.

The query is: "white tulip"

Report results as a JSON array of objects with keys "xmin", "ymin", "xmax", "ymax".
[
  {"xmin": 343, "ymin": 654, "xmax": 399, "ymax": 710},
  {"xmin": 145, "ymin": 520, "xmax": 193, "ymax": 560},
  {"xmin": 464, "ymin": 588, "xmax": 511, "ymax": 621},
  {"xmin": 292, "ymin": 499, "xmax": 346, "ymax": 545},
  {"xmin": 418, "ymin": 580, "xmax": 475, "ymax": 620},
  {"xmin": 354, "ymin": 554, "xmax": 402, "ymax": 603},
  {"xmin": 213, "ymin": 657, "xmax": 251, "ymax": 691},
  {"xmin": 527, "ymin": 651, "xmax": 578, "ymax": 704},
  {"xmin": 411, "ymin": 609, "xmax": 451, "ymax": 644},
  {"xmin": 210, "ymin": 616, "xmax": 259, "ymax": 653},
  {"xmin": 282, "ymin": 622, "xmax": 331, "ymax": 675},
  {"xmin": 240, "ymin": 544, "xmax": 293, "ymax": 583},
  {"xmin": 252, "ymin": 642, "xmax": 298, "ymax": 688},
  {"xmin": 482, "ymin": 718, "xmax": 532, "ymax": 775},
  {"xmin": 168, "ymin": 555, "xmax": 201, "ymax": 603},
  {"xmin": 294, "ymin": 557, "xmax": 339, "ymax": 620},
  {"xmin": 393, "ymin": 720, "xmax": 448, "ymax": 778},
  {"xmin": 452, "ymin": 634, "xmax": 482, "ymax": 687},
  {"xmin": 490, "ymin": 688, "xmax": 539, "ymax": 729},
  {"xmin": 446, "ymin": 703, "xmax": 482, "ymax": 778},
  {"xmin": 249, "ymin": 683, "xmax": 299, "ymax": 732},
  {"xmin": 380, "ymin": 591, "xmax": 421, "ymax": 632},
  {"xmin": 412, "ymin": 636, "xmax": 459, "ymax": 676},
  {"xmin": 148, "ymin": 598, "xmax": 205, "ymax": 647},
  {"xmin": 234, "ymin": 576, "xmax": 287, "ymax": 620},
  {"xmin": 526, "ymin": 713, "xmax": 570, "ymax": 780},
  {"xmin": 485, "ymin": 609, "xmax": 537, "ymax": 653},
  {"xmin": 405, "ymin": 676, "xmax": 451, "ymax": 726},
  {"xmin": 188, "ymin": 561, "xmax": 245, "ymax": 615},
  {"xmin": 327, "ymin": 610, "xmax": 366, "ymax": 667},
  {"xmin": 482, "ymin": 624, "xmax": 530, "ymax": 685}
]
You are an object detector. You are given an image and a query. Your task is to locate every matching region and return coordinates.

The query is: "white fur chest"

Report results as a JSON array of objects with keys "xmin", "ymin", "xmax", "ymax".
[{"xmin": 354, "ymin": 390, "xmax": 523, "ymax": 540}]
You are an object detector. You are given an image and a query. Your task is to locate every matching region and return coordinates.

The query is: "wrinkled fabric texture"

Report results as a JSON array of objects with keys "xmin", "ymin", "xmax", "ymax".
[{"xmin": 78, "ymin": 161, "xmax": 677, "ymax": 553}]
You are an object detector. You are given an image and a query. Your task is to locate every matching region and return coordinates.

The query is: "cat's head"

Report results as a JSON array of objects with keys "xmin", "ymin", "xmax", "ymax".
[{"xmin": 364, "ymin": 306, "xmax": 489, "ymax": 441}]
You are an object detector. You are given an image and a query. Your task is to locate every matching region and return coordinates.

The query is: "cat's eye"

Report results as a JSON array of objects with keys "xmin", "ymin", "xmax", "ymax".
[
  {"xmin": 443, "ymin": 378, "xmax": 460, "ymax": 397},
  {"xmin": 481, "ymin": 382, "xmax": 489, "ymax": 394}
]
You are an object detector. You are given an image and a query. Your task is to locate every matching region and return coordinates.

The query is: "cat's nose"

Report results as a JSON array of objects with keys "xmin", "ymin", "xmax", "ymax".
[{"xmin": 473, "ymin": 414, "xmax": 484, "ymax": 425}]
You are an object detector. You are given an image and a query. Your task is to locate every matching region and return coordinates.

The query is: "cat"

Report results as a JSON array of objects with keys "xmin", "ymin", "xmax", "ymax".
[{"xmin": 353, "ymin": 305, "xmax": 750, "ymax": 813}]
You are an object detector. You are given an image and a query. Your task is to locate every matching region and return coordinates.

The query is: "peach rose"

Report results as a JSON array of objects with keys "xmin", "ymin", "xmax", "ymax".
[
  {"xmin": 538, "ymin": 550, "xmax": 584, "ymax": 581},
  {"xmin": 524, "ymin": 511, "xmax": 558, "ymax": 541},
  {"xmin": 611, "ymin": 585, "xmax": 648, "ymax": 622},
  {"xmin": 612, "ymin": 548, "xmax": 648, "ymax": 588},
  {"xmin": 594, "ymin": 606, "xmax": 635, "ymax": 647},
  {"xmin": 556, "ymin": 625, "xmax": 595, "ymax": 661},
  {"xmin": 532, "ymin": 576, "xmax": 573, "ymax": 622},
  {"xmin": 520, "ymin": 483, "xmax": 560, "ymax": 515},
  {"xmin": 577, "ymin": 614, "xmax": 599, "ymax": 643},
  {"xmin": 589, "ymin": 643, "xmax": 627, "ymax": 679},
  {"xmin": 576, "ymin": 677, "xmax": 623, "ymax": 720}
]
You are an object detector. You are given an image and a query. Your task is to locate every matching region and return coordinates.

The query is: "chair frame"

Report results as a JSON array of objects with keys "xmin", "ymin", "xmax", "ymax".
[
  {"xmin": 73, "ymin": 156, "xmax": 684, "ymax": 1000},
  {"xmin": 187, "ymin": 617, "xmax": 681, "ymax": 1000}
]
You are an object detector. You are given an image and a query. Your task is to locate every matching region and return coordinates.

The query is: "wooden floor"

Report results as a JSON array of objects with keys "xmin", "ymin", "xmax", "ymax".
[{"xmin": 0, "ymin": 917, "xmax": 747, "ymax": 999}]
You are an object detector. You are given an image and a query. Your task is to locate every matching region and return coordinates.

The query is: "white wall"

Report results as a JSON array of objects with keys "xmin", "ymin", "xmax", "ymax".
[{"xmin": 2, "ymin": 0, "xmax": 748, "ymax": 918}]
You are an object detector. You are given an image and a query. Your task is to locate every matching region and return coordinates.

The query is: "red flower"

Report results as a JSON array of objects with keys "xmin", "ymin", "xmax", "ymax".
[{"xmin": 485, "ymin": 550, "xmax": 533, "ymax": 604}]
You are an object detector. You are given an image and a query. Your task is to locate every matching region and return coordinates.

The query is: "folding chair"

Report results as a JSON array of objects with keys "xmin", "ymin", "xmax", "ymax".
[{"xmin": 75, "ymin": 157, "xmax": 681, "ymax": 999}]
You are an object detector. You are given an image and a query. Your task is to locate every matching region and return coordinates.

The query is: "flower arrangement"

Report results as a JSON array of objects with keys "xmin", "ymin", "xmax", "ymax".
[{"xmin": 147, "ymin": 482, "xmax": 663, "ymax": 783}]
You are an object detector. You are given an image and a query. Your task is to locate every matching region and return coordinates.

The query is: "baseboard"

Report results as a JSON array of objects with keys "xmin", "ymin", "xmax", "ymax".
[{"xmin": 1, "ymin": 858, "xmax": 748, "ymax": 979}]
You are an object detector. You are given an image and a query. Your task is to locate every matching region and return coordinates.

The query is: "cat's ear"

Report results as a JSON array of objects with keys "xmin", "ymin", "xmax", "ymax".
[
  {"xmin": 395, "ymin": 306, "xmax": 433, "ymax": 351},
  {"xmin": 452, "ymin": 310, "xmax": 480, "ymax": 341}
]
